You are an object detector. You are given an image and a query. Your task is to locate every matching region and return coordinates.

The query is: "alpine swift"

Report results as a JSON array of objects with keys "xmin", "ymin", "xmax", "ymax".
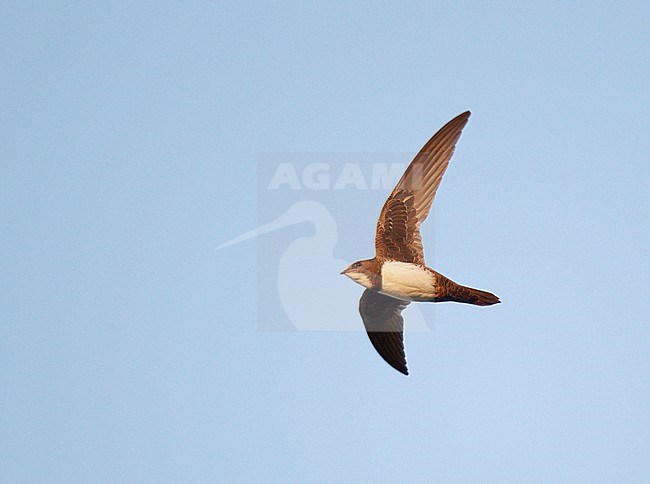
[{"xmin": 341, "ymin": 111, "xmax": 499, "ymax": 375}]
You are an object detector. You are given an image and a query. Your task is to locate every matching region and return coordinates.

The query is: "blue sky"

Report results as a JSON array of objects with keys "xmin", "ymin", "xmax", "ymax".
[{"xmin": 2, "ymin": 2, "xmax": 649, "ymax": 482}]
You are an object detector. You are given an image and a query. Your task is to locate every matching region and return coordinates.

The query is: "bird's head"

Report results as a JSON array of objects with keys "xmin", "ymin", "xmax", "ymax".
[{"xmin": 340, "ymin": 259, "xmax": 379, "ymax": 289}]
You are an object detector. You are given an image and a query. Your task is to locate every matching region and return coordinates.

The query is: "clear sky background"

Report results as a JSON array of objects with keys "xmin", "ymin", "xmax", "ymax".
[{"xmin": 2, "ymin": 2, "xmax": 649, "ymax": 483}]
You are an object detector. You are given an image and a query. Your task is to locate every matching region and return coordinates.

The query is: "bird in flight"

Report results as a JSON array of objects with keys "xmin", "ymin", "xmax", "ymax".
[{"xmin": 341, "ymin": 111, "xmax": 499, "ymax": 375}]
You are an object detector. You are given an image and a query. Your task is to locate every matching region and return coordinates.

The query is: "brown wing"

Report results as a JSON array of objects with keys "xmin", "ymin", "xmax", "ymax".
[
  {"xmin": 359, "ymin": 289, "xmax": 410, "ymax": 375},
  {"xmin": 375, "ymin": 111, "xmax": 471, "ymax": 265}
]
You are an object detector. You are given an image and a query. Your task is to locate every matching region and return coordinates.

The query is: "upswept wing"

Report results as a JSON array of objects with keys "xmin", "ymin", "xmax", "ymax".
[
  {"xmin": 359, "ymin": 289, "xmax": 410, "ymax": 375},
  {"xmin": 375, "ymin": 111, "xmax": 471, "ymax": 265}
]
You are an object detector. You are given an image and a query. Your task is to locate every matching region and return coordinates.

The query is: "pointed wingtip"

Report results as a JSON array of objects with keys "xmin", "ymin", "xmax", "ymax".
[
  {"xmin": 390, "ymin": 362, "xmax": 409, "ymax": 376},
  {"xmin": 442, "ymin": 110, "xmax": 471, "ymax": 130}
]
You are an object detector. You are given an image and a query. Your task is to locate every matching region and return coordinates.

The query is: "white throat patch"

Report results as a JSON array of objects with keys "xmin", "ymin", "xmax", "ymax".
[{"xmin": 344, "ymin": 271, "xmax": 373, "ymax": 289}]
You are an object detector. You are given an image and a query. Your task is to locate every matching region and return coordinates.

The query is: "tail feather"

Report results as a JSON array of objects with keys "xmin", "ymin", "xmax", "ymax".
[{"xmin": 434, "ymin": 272, "xmax": 500, "ymax": 306}]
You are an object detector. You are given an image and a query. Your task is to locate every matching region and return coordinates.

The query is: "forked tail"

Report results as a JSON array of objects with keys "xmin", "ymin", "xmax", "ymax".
[{"xmin": 434, "ymin": 272, "xmax": 500, "ymax": 306}]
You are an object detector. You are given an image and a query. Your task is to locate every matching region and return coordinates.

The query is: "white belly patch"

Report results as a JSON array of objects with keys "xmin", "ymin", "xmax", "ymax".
[{"xmin": 380, "ymin": 261, "xmax": 436, "ymax": 301}]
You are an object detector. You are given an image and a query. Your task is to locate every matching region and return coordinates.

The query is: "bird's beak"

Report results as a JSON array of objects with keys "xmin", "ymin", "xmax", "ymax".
[{"xmin": 340, "ymin": 268, "xmax": 348, "ymax": 275}]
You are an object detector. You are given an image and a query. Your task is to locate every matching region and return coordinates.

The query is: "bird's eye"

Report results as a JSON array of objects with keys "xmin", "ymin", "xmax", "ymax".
[{"xmin": 353, "ymin": 262, "xmax": 362, "ymax": 268}]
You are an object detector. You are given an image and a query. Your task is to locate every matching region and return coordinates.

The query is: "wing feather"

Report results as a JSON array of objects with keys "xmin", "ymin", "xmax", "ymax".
[
  {"xmin": 375, "ymin": 111, "xmax": 471, "ymax": 264},
  {"xmin": 359, "ymin": 289, "xmax": 410, "ymax": 375}
]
